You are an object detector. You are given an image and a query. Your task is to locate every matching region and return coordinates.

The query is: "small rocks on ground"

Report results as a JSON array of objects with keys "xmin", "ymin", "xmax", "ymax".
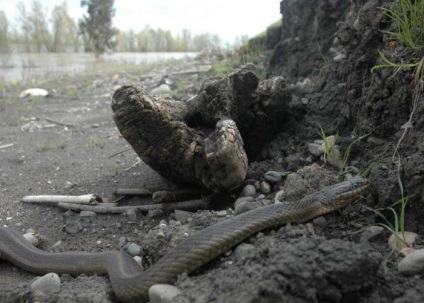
[
  {"xmin": 174, "ymin": 210, "xmax": 193, "ymax": 223},
  {"xmin": 148, "ymin": 284, "xmax": 181, "ymax": 303},
  {"xmin": 127, "ymin": 243, "xmax": 142, "ymax": 256},
  {"xmin": 260, "ymin": 180, "xmax": 271, "ymax": 194},
  {"xmin": 312, "ymin": 216, "xmax": 328, "ymax": 230},
  {"xmin": 79, "ymin": 211, "xmax": 96, "ymax": 217},
  {"xmin": 64, "ymin": 219, "xmax": 82, "ymax": 234},
  {"xmin": 234, "ymin": 196, "xmax": 254, "ymax": 207},
  {"xmin": 264, "ymin": 171, "xmax": 283, "ymax": 183},
  {"xmin": 398, "ymin": 248, "xmax": 424, "ymax": 275},
  {"xmin": 388, "ymin": 231, "xmax": 418, "ymax": 253},
  {"xmin": 23, "ymin": 233, "xmax": 39, "ymax": 246},
  {"xmin": 233, "ymin": 242, "xmax": 255, "ymax": 259},
  {"xmin": 239, "ymin": 184, "xmax": 256, "ymax": 197},
  {"xmin": 359, "ymin": 226, "xmax": 385, "ymax": 243},
  {"xmin": 31, "ymin": 273, "xmax": 61, "ymax": 295}
]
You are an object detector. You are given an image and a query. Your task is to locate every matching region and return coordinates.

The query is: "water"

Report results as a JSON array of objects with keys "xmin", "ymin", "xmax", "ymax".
[{"xmin": 0, "ymin": 52, "xmax": 197, "ymax": 84}]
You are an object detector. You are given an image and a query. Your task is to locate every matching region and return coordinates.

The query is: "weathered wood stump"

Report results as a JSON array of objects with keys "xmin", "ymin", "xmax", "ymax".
[{"xmin": 112, "ymin": 64, "xmax": 291, "ymax": 191}]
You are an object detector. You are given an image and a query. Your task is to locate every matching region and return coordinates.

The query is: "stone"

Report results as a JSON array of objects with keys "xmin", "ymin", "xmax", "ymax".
[
  {"xmin": 234, "ymin": 196, "xmax": 254, "ymax": 207},
  {"xmin": 398, "ymin": 249, "xmax": 424, "ymax": 275},
  {"xmin": 148, "ymin": 209, "xmax": 164, "ymax": 218},
  {"xmin": 327, "ymin": 147, "xmax": 343, "ymax": 169},
  {"xmin": 118, "ymin": 237, "xmax": 127, "ymax": 248},
  {"xmin": 150, "ymin": 84, "xmax": 171, "ymax": 96},
  {"xmin": 308, "ymin": 143, "xmax": 322, "ymax": 156},
  {"xmin": 388, "ymin": 231, "xmax": 418, "ymax": 253},
  {"xmin": 312, "ymin": 216, "xmax": 328, "ymax": 230},
  {"xmin": 127, "ymin": 243, "xmax": 142, "ymax": 256},
  {"xmin": 23, "ymin": 233, "xmax": 39, "ymax": 247},
  {"xmin": 149, "ymin": 284, "xmax": 181, "ymax": 303},
  {"xmin": 174, "ymin": 210, "xmax": 193, "ymax": 223},
  {"xmin": 31, "ymin": 273, "xmax": 61, "ymax": 295},
  {"xmin": 65, "ymin": 220, "xmax": 82, "ymax": 234},
  {"xmin": 318, "ymin": 135, "xmax": 337, "ymax": 153},
  {"xmin": 79, "ymin": 211, "xmax": 96, "ymax": 217},
  {"xmin": 264, "ymin": 171, "xmax": 283, "ymax": 183},
  {"xmin": 239, "ymin": 184, "xmax": 256, "ymax": 197},
  {"xmin": 133, "ymin": 256, "xmax": 143, "ymax": 267},
  {"xmin": 359, "ymin": 226, "xmax": 385, "ymax": 243},
  {"xmin": 233, "ymin": 243, "xmax": 255, "ymax": 259},
  {"xmin": 260, "ymin": 181, "xmax": 271, "ymax": 194},
  {"xmin": 234, "ymin": 201, "xmax": 259, "ymax": 215},
  {"xmin": 126, "ymin": 208, "xmax": 142, "ymax": 221}
]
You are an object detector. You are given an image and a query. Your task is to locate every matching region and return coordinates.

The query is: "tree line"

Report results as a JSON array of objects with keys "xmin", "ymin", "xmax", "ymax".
[{"xmin": 0, "ymin": 0, "xmax": 223, "ymax": 55}]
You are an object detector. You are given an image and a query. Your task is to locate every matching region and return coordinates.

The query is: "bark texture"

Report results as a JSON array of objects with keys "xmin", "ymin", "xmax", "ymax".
[{"xmin": 112, "ymin": 64, "xmax": 291, "ymax": 191}]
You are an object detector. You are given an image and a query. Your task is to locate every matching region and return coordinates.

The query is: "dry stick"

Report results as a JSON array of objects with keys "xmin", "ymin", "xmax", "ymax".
[
  {"xmin": 0, "ymin": 143, "xmax": 15, "ymax": 150},
  {"xmin": 43, "ymin": 117, "xmax": 77, "ymax": 127},
  {"xmin": 152, "ymin": 189, "xmax": 211, "ymax": 203},
  {"xmin": 57, "ymin": 198, "xmax": 209, "ymax": 214},
  {"xmin": 22, "ymin": 194, "xmax": 102, "ymax": 205},
  {"xmin": 114, "ymin": 188, "xmax": 153, "ymax": 196}
]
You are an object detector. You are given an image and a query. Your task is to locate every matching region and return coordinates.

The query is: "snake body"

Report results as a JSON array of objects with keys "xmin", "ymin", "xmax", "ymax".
[{"xmin": 0, "ymin": 177, "xmax": 369, "ymax": 302}]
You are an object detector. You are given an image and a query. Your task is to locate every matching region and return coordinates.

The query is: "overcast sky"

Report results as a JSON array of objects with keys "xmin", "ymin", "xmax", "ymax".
[{"xmin": 0, "ymin": 0, "xmax": 281, "ymax": 43}]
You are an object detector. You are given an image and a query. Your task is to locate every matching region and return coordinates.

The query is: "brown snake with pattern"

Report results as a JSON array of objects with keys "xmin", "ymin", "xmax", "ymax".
[{"xmin": 0, "ymin": 177, "xmax": 369, "ymax": 302}]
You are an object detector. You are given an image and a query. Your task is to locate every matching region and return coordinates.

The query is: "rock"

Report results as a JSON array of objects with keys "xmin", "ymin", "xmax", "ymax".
[
  {"xmin": 174, "ymin": 210, "xmax": 193, "ymax": 223},
  {"xmin": 31, "ymin": 273, "xmax": 61, "ymax": 295},
  {"xmin": 318, "ymin": 135, "xmax": 337, "ymax": 153},
  {"xmin": 64, "ymin": 219, "xmax": 82, "ymax": 234},
  {"xmin": 126, "ymin": 208, "xmax": 142, "ymax": 221},
  {"xmin": 301, "ymin": 97, "xmax": 309, "ymax": 105},
  {"xmin": 214, "ymin": 210, "xmax": 227, "ymax": 217},
  {"xmin": 127, "ymin": 243, "xmax": 142, "ymax": 256},
  {"xmin": 359, "ymin": 226, "xmax": 385, "ymax": 243},
  {"xmin": 19, "ymin": 88, "xmax": 48, "ymax": 98},
  {"xmin": 398, "ymin": 248, "xmax": 424, "ymax": 275},
  {"xmin": 239, "ymin": 184, "xmax": 256, "ymax": 198},
  {"xmin": 79, "ymin": 211, "xmax": 96, "ymax": 217},
  {"xmin": 234, "ymin": 201, "xmax": 259, "ymax": 215},
  {"xmin": 312, "ymin": 216, "xmax": 328, "ymax": 230},
  {"xmin": 133, "ymin": 256, "xmax": 143, "ymax": 267},
  {"xmin": 148, "ymin": 209, "xmax": 164, "ymax": 218},
  {"xmin": 234, "ymin": 242, "xmax": 255, "ymax": 259},
  {"xmin": 264, "ymin": 171, "xmax": 283, "ymax": 183},
  {"xmin": 150, "ymin": 84, "xmax": 171, "ymax": 96},
  {"xmin": 399, "ymin": 247, "xmax": 415, "ymax": 257},
  {"xmin": 118, "ymin": 237, "xmax": 127, "ymax": 248},
  {"xmin": 260, "ymin": 181, "xmax": 271, "ymax": 194},
  {"xmin": 327, "ymin": 147, "xmax": 343, "ymax": 169},
  {"xmin": 234, "ymin": 196, "xmax": 254, "ymax": 207},
  {"xmin": 307, "ymin": 143, "xmax": 322, "ymax": 156},
  {"xmin": 148, "ymin": 284, "xmax": 181, "ymax": 303},
  {"xmin": 23, "ymin": 233, "xmax": 39, "ymax": 246},
  {"xmin": 388, "ymin": 231, "xmax": 418, "ymax": 252}
]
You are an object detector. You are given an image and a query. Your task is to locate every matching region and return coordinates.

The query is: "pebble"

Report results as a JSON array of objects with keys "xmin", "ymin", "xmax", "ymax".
[
  {"xmin": 239, "ymin": 184, "xmax": 256, "ymax": 198},
  {"xmin": 388, "ymin": 231, "xmax": 418, "ymax": 252},
  {"xmin": 260, "ymin": 181, "xmax": 271, "ymax": 194},
  {"xmin": 133, "ymin": 256, "xmax": 143, "ymax": 267},
  {"xmin": 233, "ymin": 243, "xmax": 255, "ymax": 259},
  {"xmin": 127, "ymin": 243, "xmax": 142, "ymax": 256},
  {"xmin": 327, "ymin": 147, "xmax": 343, "ymax": 169},
  {"xmin": 64, "ymin": 220, "xmax": 82, "ymax": 234},
  {"xmin": 126, "ymin": 208, "xmax": 142, "ymax": 221},
  {"xmin": 214, "ymin": 210, "xmax": 227, "ymax": 217},
  {"xmin": 156, "ymin": 230, "xmax": 165, "ymax": 239},
  {"xmin": 307, "ymin": 143, "xmax": 322, "ymax": 156},
  {"xmin": 257, "ymin": 194, "xmax": 265, "ymax": 200},
  {"xmin": 254, "ymin": 181, "xmax": 261, "ymax": 191},
  {"xmin": 264, "ymin": 171, "xmax": 283, "ymax": 183},
  {"xmin": 399, "ymin": 247, "xmax": 415, "ymax": 257},
  {"xmin": 23, "ymin": 233, "xmax": 39, "ymax": 246},
  {"xmin": 31, "ymin": 273, "xmax": 61, "ymax": 295},
  {"xmin": 51, "ymin": 241, "xmax": 62, "ymax": 250},
  {"xmin": 234, "ymin": 196, "xmax": 254, "ymax": 207},
  {"xmin": 311, "ymin": 216, "xmax": 327, "ymax": 230},
  {"xmin": 174, "ymin": 210, "xmax": 193, "ymax": 223},
  {"xmin": 150, "ymin": 84, "xmax": 171, "ymax": 96},
  {"xmin": 398, "ymin": 248, "xmax": 424, "ymax": 275},
  {"xmin": 148, "ymin": 209, "xmax": 164, "ymax": 218},
  {"xmin": 318, "ymin": 135, "xmax": 337, "ymax": 153},
  {"xmin": 79, "ymin": 211, "xmax": 96, "ymax": 217},
  {"xmin": 261, "ymin": 199, "xmax": 272, "ymax": 206},
  {"xmin": 148, "ymin": 284, "xmax": 181, "ymax": 303},
  {"xmin": 359, "ymin": 226, "xmax": 384, "ymax": 243},
  {"xmin": 234, "ymin": 201, "xmax": 259, "ymax": 215},
  {"xmin": 118, "ymin": 237, "xmax": 127, "ymax": 248}
]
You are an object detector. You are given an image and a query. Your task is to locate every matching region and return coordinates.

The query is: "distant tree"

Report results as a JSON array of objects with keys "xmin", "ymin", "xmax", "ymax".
[
  {"xmin": 79, "ymin": 0, "xmax": 118, "ymax": 56},
  {"xmin": 15, "ymin": 0, "xmax": 52, "ymax": 52},
  {"xmin": 0, "ymin": 11, "xmax": 11, "ymax": 54},
  {"xmin": 51, "ymin": 1, "xmax": 80, "ymax": 52}
]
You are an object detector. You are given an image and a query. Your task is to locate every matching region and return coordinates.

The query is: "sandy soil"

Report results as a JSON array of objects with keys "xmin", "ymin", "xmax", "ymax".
[{"xmin": 0, "ymin": 59, "xmax": 422, "ymax": 303}]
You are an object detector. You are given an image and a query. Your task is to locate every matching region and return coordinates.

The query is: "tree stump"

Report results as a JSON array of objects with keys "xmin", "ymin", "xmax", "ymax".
[{"xmin": 111, "ymin": 64, "xmax": 291, "ymax": 191}]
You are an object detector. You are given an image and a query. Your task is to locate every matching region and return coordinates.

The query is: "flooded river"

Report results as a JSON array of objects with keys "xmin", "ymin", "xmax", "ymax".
[{"xmin": 0, "ymin": 52, "xmax": 197, "ymax": 84}]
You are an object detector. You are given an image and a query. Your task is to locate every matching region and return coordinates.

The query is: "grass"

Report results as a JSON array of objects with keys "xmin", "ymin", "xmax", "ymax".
[
  {"xmin": 359, "ymin": 157, "xmax": 413, "ymax": 256},
  {"xmin": 83, "ymin": 136, "xmax": 106, "ymax": 148},
  {"xmin": 318, "ymin": 124, "xmax": 337, "ymax": 165}
]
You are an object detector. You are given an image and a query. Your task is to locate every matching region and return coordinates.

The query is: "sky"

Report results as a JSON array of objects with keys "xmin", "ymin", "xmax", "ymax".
[{"xmin": 0, "ymin": 0, "xmax": 282, "ymax": 44}]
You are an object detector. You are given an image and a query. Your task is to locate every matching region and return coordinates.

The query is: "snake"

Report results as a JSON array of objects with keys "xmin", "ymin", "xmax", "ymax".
[{"xmin": 0, "ymin": 177, "xmax": 369, "ymax": 302}]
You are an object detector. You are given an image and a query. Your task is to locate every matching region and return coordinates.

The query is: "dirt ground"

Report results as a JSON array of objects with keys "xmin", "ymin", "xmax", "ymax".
[{"xmin": 0, "ymin": 56, "xmax": 423, "ymax": 302}]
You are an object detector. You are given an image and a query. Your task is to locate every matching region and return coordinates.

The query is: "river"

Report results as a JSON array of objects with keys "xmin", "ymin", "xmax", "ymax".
[{"xmin": 0, "ymin": 52, "xmax": 197, "ymax": 84}]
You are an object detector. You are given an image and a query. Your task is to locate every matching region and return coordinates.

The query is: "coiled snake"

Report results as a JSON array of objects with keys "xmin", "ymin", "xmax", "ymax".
[{"xmin": 0, "ymin": 177, "xmax": 369, "ymax": 302}]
